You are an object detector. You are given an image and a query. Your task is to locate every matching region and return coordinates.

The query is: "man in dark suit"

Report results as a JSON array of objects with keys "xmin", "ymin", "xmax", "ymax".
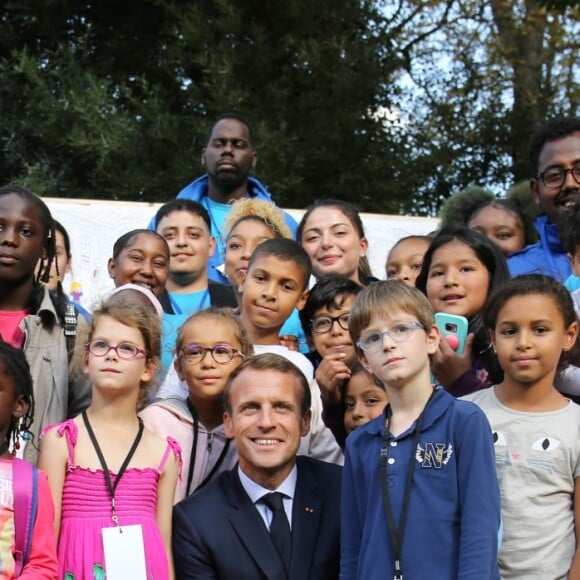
[{"xmin": 172, "ymin": 353, "xmax": 342, "ymax": 580}]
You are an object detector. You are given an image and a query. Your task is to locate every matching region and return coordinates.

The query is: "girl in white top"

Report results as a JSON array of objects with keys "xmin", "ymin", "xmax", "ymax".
[{"xmin": 465, "ymin": 274, "xmax": 580, "ymax": 580}]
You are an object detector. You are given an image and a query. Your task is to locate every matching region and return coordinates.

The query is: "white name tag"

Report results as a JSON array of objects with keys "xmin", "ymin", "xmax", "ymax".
[{"xmin": 102, "ymin": 524, "xmax": 147, "ymax": 579}]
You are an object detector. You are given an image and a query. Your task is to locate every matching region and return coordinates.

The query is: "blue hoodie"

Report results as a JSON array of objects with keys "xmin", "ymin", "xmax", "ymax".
[
  {"xmin": 508, "ymin": 214, "xmax": 571, "ymax": 282},
  {"xmin": 169, "ymin": 174, "xmax": 298, "ymax": 283}
]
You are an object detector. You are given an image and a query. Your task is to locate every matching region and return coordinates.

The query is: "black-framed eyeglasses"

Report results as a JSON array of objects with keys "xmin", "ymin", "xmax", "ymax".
[
  {"xmin": 179, "ymin": 343, "xmax": 245, "ymax": 365},
  {"xmin": 357, "ymin": 322, "xmax": 425, "ymax": 353},
  {"xmin": 311, "ymin": 313, "xmax": 350, "ymax": 334},
  {"xmin": 538, "ymin": 164, "xmax": 580, "ymax": 188},
  {"xmin": 85, "ymin": 339, "xmax": 146, "ymax": 360}
]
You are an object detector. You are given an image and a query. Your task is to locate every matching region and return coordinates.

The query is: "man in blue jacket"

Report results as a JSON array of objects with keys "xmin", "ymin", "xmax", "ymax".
[
  {"xmin": 176, "ymin": 113, "xmax": 298, "ymax": 282},
  {"xmin": 508, "ymin": 117, "xmax": 580, "ymax": 281}
]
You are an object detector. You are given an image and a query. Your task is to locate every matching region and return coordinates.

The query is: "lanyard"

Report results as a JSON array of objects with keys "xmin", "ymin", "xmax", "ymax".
[
  {"xmin": 380, "ymin": 389, "xmax": 435, "ymax": 580},
  {"xmin": 185, "ymin": 399, "xmax": 231, "ymax": 496},
  {"xmin": 169, "ymin": 288, "xmax": 210, "ymax": 315},
  {"xmin": 82, "ymin": 411, "xmax": 144, "ymax": 526}
]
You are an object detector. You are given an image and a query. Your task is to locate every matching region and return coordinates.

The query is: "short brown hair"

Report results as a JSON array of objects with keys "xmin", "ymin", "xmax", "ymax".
[
  {"xmin": 223, "ymin": 353, "xmax": 311, "ymax": 416},
  {"xmin": 349, "ymin": 280, "xmax": 435, "ymax": 350}
]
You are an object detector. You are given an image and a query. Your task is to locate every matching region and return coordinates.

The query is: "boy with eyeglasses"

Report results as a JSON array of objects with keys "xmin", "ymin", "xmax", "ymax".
[
  {"xmin": 508, "ymin": 116, "xmax": 580, "ymax": 282},
  {"xmin": 341, "ymin": 280, "xmax": 500, "ymax": 580},
  {"xmin": 298, "ymin": 277, "xmax": 363, "ymax": 449}
]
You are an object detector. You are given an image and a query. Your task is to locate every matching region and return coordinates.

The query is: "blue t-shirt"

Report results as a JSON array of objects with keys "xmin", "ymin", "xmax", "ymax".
[
  {"xmin": 202, "ymin": 197, "xmax": 231, "ymax": 265},
  {"xmin": 564, "ymin": 274, "xmax": 580, "ymax": 292},
  {"xmin": 161, "ymin": 289, "xmax": 211, "ymax": 375},
  {"xmin": 280, "ymin": 308, "xmax": 309, "ymax": 354}
]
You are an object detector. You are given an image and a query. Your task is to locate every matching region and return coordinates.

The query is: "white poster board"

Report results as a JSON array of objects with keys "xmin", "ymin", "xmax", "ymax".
[{"xmin": 46, "ymin": 198, "xmax": 438, "ymax": 312}]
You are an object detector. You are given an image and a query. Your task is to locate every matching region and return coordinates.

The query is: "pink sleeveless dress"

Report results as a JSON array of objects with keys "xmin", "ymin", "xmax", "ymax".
[{"xmin": 46, "ymin": 420, "xmax": 181, "ymax": 580}]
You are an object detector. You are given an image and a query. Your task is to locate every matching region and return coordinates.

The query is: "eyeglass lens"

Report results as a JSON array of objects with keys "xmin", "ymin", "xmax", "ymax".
[
  {"xmin": 182, "ymin": 344, "xmax": 237, "ymax": 364},
  {"xmin": 312, "ymin": 313, "xmax": 350, "ymax": 333}
]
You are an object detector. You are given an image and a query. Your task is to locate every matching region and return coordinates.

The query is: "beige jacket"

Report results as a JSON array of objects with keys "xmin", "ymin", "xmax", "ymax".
[{"xmin": 20, "ymin": 288, "xmax": 90, "ymax": 463}]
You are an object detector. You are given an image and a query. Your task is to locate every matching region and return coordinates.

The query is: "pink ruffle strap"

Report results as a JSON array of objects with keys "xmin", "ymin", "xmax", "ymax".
[
  {"xmin": 158, "ymin": 437, "xmax": 183, "ymax": 482},
  {"xmin": 40, "ymin": 420, "xmax": 78, "ymax": 469}
]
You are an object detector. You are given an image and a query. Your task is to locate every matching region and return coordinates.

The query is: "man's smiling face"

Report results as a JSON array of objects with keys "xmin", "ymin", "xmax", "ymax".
[{"xmin": 532, "ymin": 131, "xmax": 580, "ymax": 223}]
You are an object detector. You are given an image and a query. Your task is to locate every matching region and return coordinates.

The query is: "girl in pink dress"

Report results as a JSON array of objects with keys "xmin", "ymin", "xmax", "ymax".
[{"xmin": 39, "ymin": 297, "xmax": 181, "ymax": 580}]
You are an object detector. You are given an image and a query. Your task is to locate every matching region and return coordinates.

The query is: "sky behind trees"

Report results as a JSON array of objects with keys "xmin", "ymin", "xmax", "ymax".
[{"xmin": 0, "ymin": 0, "xmax": 578, "ymax": 215}]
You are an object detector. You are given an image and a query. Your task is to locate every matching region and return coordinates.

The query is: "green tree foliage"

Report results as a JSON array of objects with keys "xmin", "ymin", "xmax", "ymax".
[
  {"xmin": 388, "ymin": 0, "xmax": 579, "ymax": 214},
  {"xmin": 0, "ymin": 0, "xmax": 414, "ymax": 213},
  {"xmin": 0, "ymin": 1, "xmax": 577, "ymax": 215},
  {"xmin": 438, "ymin": 185, "xmax": 495, "ymax": 228}
]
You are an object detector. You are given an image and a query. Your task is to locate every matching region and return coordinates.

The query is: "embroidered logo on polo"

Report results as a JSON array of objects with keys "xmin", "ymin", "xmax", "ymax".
[{"xmin": 415, "ymin": 442, "xmax": 453, "ymax": 468}]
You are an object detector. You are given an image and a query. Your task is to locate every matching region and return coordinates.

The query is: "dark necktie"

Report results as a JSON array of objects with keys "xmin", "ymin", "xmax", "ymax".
[{"xmin": 261, "ymin": 492, "xmax": 291, "ymax": 570}]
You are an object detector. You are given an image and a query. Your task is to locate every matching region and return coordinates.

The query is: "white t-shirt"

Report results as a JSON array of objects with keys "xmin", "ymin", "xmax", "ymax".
[
  {"xmin": 464, "ymin": 387, "xmax": 580, "ymax": 580},
  {"xmin": 252, "ymin": 344, "xmax": 314, "ymax": 381}
]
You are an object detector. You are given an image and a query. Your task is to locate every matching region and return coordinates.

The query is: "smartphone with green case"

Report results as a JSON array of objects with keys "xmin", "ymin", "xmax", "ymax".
[{"xmin": 434, "ymin": 313, "xmax": 469, "ymax": 355}]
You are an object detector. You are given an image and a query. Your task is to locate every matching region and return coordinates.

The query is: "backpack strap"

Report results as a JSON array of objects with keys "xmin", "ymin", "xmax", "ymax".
[
  {"xmin": 12, "ymin": 458, "xmax": 38, "ymax": 577},
  {"xmin": 63, "ymin": 301, "xmax": 78, "ymax": 361}
]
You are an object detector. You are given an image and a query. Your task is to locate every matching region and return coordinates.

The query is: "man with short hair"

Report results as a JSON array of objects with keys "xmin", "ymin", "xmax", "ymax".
[
  {"xmin": 155, "ymin": 199, "xmax": 235, "ymax": 311},
  {"xmin": 172, "ymin": 353, "xmax": 342, "ymax": 580},
  {"xmin": 153, "ymin": 198, "xmax": 237, "ymax": 394},
  {"xmin": 176, "ymin": 113, "xmax": 298, "ymax": 282},
  {"xmin": 508, "ymin": 117, "xmax": 580, "ymax": 281}
]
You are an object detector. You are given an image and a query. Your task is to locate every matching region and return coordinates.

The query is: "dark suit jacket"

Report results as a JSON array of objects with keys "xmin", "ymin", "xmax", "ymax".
[{"xmin": 173, "ymin": 456, "xmax": 342, "ymax": 580}]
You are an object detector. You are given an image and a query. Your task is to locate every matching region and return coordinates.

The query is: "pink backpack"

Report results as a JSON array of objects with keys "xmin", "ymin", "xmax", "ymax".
[{"xmin": 12, "ymin": 458, "xmax": 38, "ymax": 577}]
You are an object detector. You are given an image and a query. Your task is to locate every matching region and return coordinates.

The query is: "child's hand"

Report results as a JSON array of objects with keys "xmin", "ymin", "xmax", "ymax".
[
  {"xmin": 315, "ymin": 353, "xmax": 352, "ymax": 405},
  {"xmin": 278, "ymin": 334, "xmax": 299, "ymax": 351},
  {"xmin": 431, "ymin": 333, "xmax": 475, "ymax": 388}
]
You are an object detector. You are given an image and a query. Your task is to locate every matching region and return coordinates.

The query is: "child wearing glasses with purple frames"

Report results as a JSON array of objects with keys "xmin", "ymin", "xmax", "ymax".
[
  {"xmin": 39, "ymin": 297, "xmax": 180, "ymax": 579},
  {"xmin": 341, "ymin": 281, "xmax": 500, "ymax": 580},
  {"xmin": 140, "ymin": 307, "xmax": 253, "ymax": 503}
]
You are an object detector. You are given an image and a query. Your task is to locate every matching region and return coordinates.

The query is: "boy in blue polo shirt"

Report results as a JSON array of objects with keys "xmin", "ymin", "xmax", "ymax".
[{"xmin": 341, "ymin": 281, "xmax": 500, "ymax": 580}]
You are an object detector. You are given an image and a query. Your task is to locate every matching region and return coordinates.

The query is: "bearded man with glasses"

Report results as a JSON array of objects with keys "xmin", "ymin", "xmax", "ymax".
[{"xmin": 508, "ymin": 116, "xmax": 580, "ymax": 281}]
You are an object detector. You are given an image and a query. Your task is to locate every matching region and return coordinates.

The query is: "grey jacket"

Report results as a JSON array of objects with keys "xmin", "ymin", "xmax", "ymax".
[{"xmin": 20, "ymin": 287, "xmax": 90, "ymax": 462}]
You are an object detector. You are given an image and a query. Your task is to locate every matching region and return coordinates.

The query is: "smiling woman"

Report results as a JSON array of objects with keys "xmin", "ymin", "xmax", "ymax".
[
  {"xmin": 222, "ymin": 198, "xmax": 292, "ymax": 297},
  {"xmin": 297, "ymin": 199, "xmax": 373, "ymax": 285}
]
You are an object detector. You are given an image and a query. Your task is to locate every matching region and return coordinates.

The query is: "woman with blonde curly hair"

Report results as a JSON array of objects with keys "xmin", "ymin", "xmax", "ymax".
[{"xmin": 222, "ymin": 198, "xmax": 292, "ymax": 289}]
